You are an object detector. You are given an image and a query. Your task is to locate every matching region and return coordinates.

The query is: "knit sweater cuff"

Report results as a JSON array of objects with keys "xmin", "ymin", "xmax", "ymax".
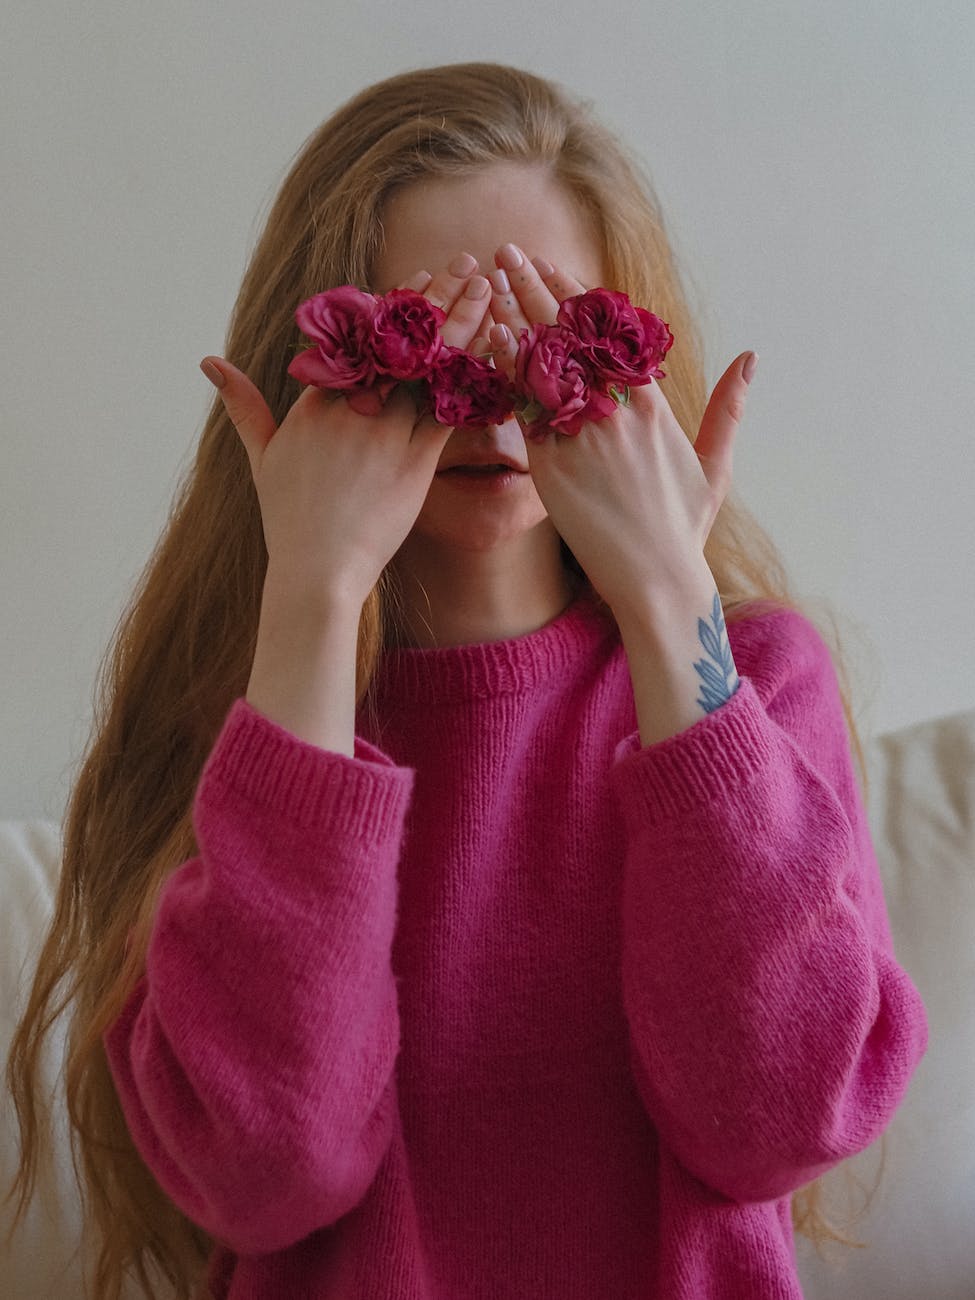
[
  {"xmin": 611, "ymin": 677, "xmax": 778, "ymax": 826},
  {"xmin": 197, "ymin": 697, "xmax": 414, "ymax": 840}
]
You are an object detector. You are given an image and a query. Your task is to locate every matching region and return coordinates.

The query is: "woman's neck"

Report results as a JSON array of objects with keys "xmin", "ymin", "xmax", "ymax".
[{"xmin": 389, "ymin": 527, "xmax": 578, "ymax": 649}]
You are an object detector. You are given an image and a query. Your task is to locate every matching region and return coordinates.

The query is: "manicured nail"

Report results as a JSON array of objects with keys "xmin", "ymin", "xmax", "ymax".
[
  {"xmin": 531, "ymin": 256, "xmax": 555, "ymax": 277},
  {"xmin": 200, "ymin": 359, "xmax": 226, "ymax": 388},
  {"xmin": 448, "ymin": 252, "xmax": 478, "ymax": 277},
  {"xmin": 464, "ymin": 275, "xmax": 490, "ymax": 299},
  {"xmin": 488, "ymin": 267, "xmax": 510, "ymax": 294},
  {"xmin": 742, "ymin": 352, "xmax": 759, "ymax": 384},
  {"xmin": 491, "ymin": 323, "xmax": 512, "ymax": 347},
  {"xmin": 497, "ymin": 243, "xmax": 524, "ymax": 271},
  {"xmin": 405, "ymin": 270, "xmax": 433, "ymax": 291}
]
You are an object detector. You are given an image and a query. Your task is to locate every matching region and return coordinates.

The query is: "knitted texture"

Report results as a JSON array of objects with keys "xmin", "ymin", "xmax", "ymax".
[{"xmin": 103, "ymin": 594, "xmax": 928, "ymax": 1298}]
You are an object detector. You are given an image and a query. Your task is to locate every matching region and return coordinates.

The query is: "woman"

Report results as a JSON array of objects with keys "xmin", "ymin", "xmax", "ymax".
[{"xmin": 7, "ymin": 62, "xmax": 927, "ymax": 1299}]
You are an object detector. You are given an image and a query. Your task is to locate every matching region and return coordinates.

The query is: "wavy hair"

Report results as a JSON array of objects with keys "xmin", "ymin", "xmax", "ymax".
[{"xmin": 6, "ymin": 62, "xmax": 882, "ymax": 1299}]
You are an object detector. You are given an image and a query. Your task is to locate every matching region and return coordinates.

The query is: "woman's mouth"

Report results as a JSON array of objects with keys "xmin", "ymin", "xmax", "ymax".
[{"xmin": 436, "ymin": 464, "xmax": 528, "ymax": 489}]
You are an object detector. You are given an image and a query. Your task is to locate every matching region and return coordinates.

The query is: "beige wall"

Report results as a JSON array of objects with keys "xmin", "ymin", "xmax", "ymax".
[{"xmin": 2, "ymin": 0, "xmax": 972, "ymax": 818}]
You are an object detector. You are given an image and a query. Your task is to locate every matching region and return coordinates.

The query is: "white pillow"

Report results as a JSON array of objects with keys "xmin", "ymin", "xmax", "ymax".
[
  {"xmin": 1, "ymin": 820, "xmax": 91, "ymax": 1299},
  {"xmin": 797, "ymin": 708, "xmax": 975, "ymax": 1298}
]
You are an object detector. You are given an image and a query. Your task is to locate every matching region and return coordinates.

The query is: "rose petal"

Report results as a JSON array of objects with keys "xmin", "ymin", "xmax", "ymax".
[
  {"xmin": 288, "ymin": 348, "xmax": 350, "ymax": 388},
  {"xmin": 295, "ymin": 286, "xmax": 378, "ymax": 342},
  {"xmin": 428, "ymin": 346, "xmax": 517, "ymax": 428}
]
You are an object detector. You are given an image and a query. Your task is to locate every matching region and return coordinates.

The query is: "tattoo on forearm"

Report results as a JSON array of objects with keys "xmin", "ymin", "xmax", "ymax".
[{"xmin": 694, "ymin": 593, "xmax": 740, "ymax": 713}]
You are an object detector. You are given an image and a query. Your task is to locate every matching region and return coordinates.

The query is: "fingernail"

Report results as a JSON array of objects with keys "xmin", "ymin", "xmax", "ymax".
[
  {"xmin": 488, "ymin": 267, "xmax": 510, "ymax": 294},
  {"xmin": 497, "ymin": 243, "xmax": 523, "ymax": 271},
  {"xmin": 531, "ymin": 256, "xmax": 555, "ymax": 277},
  {"xmin": 742, "ymin": 352, "xmax": 759, "ymax": 384},
  {"xmin": 405, "ymin": 270, "xmax": 433, "ymax": 291},
  {"xmin": 491, "ymin": 323, "xmax": 512, "ymax": 347},
  {"xmin": 200, "ymin": 358, "xmax": 226, "ymax": 388},
  {"xmin": 464, "ymin": 275, "xmax": 491, "ymax": 300},
  {"xmin": 448, "ymin": 252, "xmax": 478, "ymax": 277}
]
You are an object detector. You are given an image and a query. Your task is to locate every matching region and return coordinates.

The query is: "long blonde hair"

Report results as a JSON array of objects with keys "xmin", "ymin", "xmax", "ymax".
[{"xmin": 6, "ymin": 62, "xmax": 882, "ymax": 1299}]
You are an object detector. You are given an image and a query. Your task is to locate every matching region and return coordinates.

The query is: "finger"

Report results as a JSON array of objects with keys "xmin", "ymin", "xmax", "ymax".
[
  {"xmin": 360, "ymin": 380, "xmax": 444, "ymax": 454},
  {"xmin": 491, "ymin": 243, "xmax": 561, "ymax": 327},
  {"xmin": 397, "ymin": 270, "xmax": 433, "ymax": 293},
  {"xmin": 377, "ymin": 378, "xmax": 431, "ymax": 437},
  {"xmin": 423, "ymin": 251, "xmax": 480, "ymax": 312},
  {"xmin": 486, "ymin": 322, "xmax": 518, "ymax": 379},
  {"xmin": 694, "ymin": 351, "xmax": 757, "ymax": 493},
  {"xmin": 412, "ymin": 404, "xmax": 458, "ymax": 446},
  {"xmin": 438, "ymin": 273, "xmax": 493, "ymax": 349},
  {"xmin": 527, "ymin": 257, "xmax": 589, "ymax": 305},
  {"xmin": 486, "ymin": 264, "xmax": 530, "ymax": 338},
  {"xmin": 395, "ymin": 267, "xmax": 490, "ymax": 349},
  {"xmin": 407, "ymin": 386, "xmax": 458, "ymax": 447},
  {"xmin": 464, "ymin": 306, "xmax": 500, "ymax": 363},
  {"xmin": 200, "ymin": 355, "xmax": 279, "ymax": 473}
]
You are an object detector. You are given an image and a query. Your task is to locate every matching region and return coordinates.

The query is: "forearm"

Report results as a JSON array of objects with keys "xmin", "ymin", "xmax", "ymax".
[
  {"xmin": 105, "ymin": 697, "xmax": 412, "ymax": 1254},
  {"xmin": 246, "ymin": 564, "xmax": 361, "ymax": 756},
  {"xmin": 613, "ymin": 606, "xmax": 929, "ymax": 1200},
  {"xmin": 614, "ymin": 563, "xmax": 740, "ymax": 747}
]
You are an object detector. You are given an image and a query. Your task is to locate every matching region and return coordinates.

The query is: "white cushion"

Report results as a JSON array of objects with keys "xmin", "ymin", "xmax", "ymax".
[
  {"xmin": 797, "ymin": 707, "xmax": 975, "ymax": 1298},
  {"xmin": 0, "ymin": 820, "xmax": 90, "ymax": 1298},
  {"xmin": 3, "ymin": 708, "xmax": 974, "ymax": 1298},
  {"xmin": 0, "ymin": 823, "xmax": 147, "ymax": 1298}
]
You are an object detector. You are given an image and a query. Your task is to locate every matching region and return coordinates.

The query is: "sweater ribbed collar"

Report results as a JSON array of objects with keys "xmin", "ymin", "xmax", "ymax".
[{"xmin": 367, "ymin": 589, "xmax": 618, "ymax": 706}]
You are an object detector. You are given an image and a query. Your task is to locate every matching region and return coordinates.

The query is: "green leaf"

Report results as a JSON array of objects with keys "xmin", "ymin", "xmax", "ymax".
[{"xmin": 517, "ymin": 399, "xmax": 546, "ymax": 424}]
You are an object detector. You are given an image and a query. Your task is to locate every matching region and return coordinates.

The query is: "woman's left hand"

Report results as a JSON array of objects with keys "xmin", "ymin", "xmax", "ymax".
[{"xmin": 486, "ymin": 245, "xmax": 757, "ymax": 622}]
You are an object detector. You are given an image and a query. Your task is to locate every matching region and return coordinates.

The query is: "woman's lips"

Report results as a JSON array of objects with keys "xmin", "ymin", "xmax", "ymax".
[
  {"xmin": 435, "ymin": 465, "xmax": 528, "ymax": 489},
  {"xmin": 438, "ymin": 464, "xmax": 525, "ymax": 475}
]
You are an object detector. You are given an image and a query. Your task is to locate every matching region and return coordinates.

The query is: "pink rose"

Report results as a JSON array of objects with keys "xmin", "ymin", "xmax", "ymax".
[
  {"xmin": 288, "ymin": 286, "xmax": 379, "ymax": 389},
  {"xmin": 556, "ymin": 289, "xmax": 673, "ymax": 388},
  {"xmin": 370, "ymin": 288, "xmax": 446, "ymax": 380},
  {"xmin": 427, "ymin": 347, "xmax": 517, "ymax": 429},
  {"xmin": 513, "ymin": 323, "xmax": 617, "ymax": 439}
]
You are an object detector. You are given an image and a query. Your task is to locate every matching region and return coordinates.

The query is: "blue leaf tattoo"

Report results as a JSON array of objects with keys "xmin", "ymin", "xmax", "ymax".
[{"xmin": 694, "ymin": 593, "xmax": 740, "ymax": 714}]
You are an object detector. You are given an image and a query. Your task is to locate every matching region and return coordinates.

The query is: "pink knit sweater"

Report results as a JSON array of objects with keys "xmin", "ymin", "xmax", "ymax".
[{"xmin": 104, "ymin": 593, "xmax": 928, "ymax": 1299}]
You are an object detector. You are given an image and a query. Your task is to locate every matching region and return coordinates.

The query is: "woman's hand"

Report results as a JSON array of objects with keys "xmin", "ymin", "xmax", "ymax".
[
  {"xmin": 404, "ymin": 254, "xmax": 496, "ymax": 356},
  {"xmin": 488, "ymin": 245, "xmax": 754, "ymax": 744},
  {"xmin": 203, "ymin": 365, "xmax": 445, "ymax": 608},
  {"xmin": 201, "ymin": 257, "xmax": 501, "ymax": 754},
  {"xmin": 485, "ymin": 244, "xmax": 756, "ymax": 623},
  {"xmin": 199, "ymin": 260, "xmax": 495, "ymax": 607}
]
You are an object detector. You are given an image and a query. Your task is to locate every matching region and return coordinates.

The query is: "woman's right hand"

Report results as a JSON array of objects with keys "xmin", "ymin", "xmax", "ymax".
[
  {"xmin": 201, "ymin": 259, "xmax": 492, "ymax": 752},
  {"xmin": 201, "ymin": 258, "xmax": 494, "ymax": 609}
]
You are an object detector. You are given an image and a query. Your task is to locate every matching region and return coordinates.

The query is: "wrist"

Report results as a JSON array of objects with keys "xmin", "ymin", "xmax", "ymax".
[
  {"xmin": 247, "ymin": 565, "xmax": 362, "ymax": 757},
  {"xmin": 611, "ymin": 563, "xmax": 740, "ymax": 747},
  {"xmin": 261, "ymin": 561, "xmax": 367, "ymax": 627},
  {"xmin": 610, "ymin": 560, "xmax": 718, "ymax": 645}
]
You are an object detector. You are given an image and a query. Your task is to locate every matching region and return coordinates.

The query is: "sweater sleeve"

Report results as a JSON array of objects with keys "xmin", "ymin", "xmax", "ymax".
[
  {"xmin": 102, "ymin": 698, "xmax": 414, "ymax": 1255},
  {"xmin": 610, "ymin": 609, "xmax": 929, "ymax": 1204}
]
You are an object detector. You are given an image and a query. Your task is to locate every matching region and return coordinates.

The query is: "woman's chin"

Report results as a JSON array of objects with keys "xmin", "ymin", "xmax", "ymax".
[{"xmin": 408, "ymin": 480, "xmax": 551, "ymax": 553}]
